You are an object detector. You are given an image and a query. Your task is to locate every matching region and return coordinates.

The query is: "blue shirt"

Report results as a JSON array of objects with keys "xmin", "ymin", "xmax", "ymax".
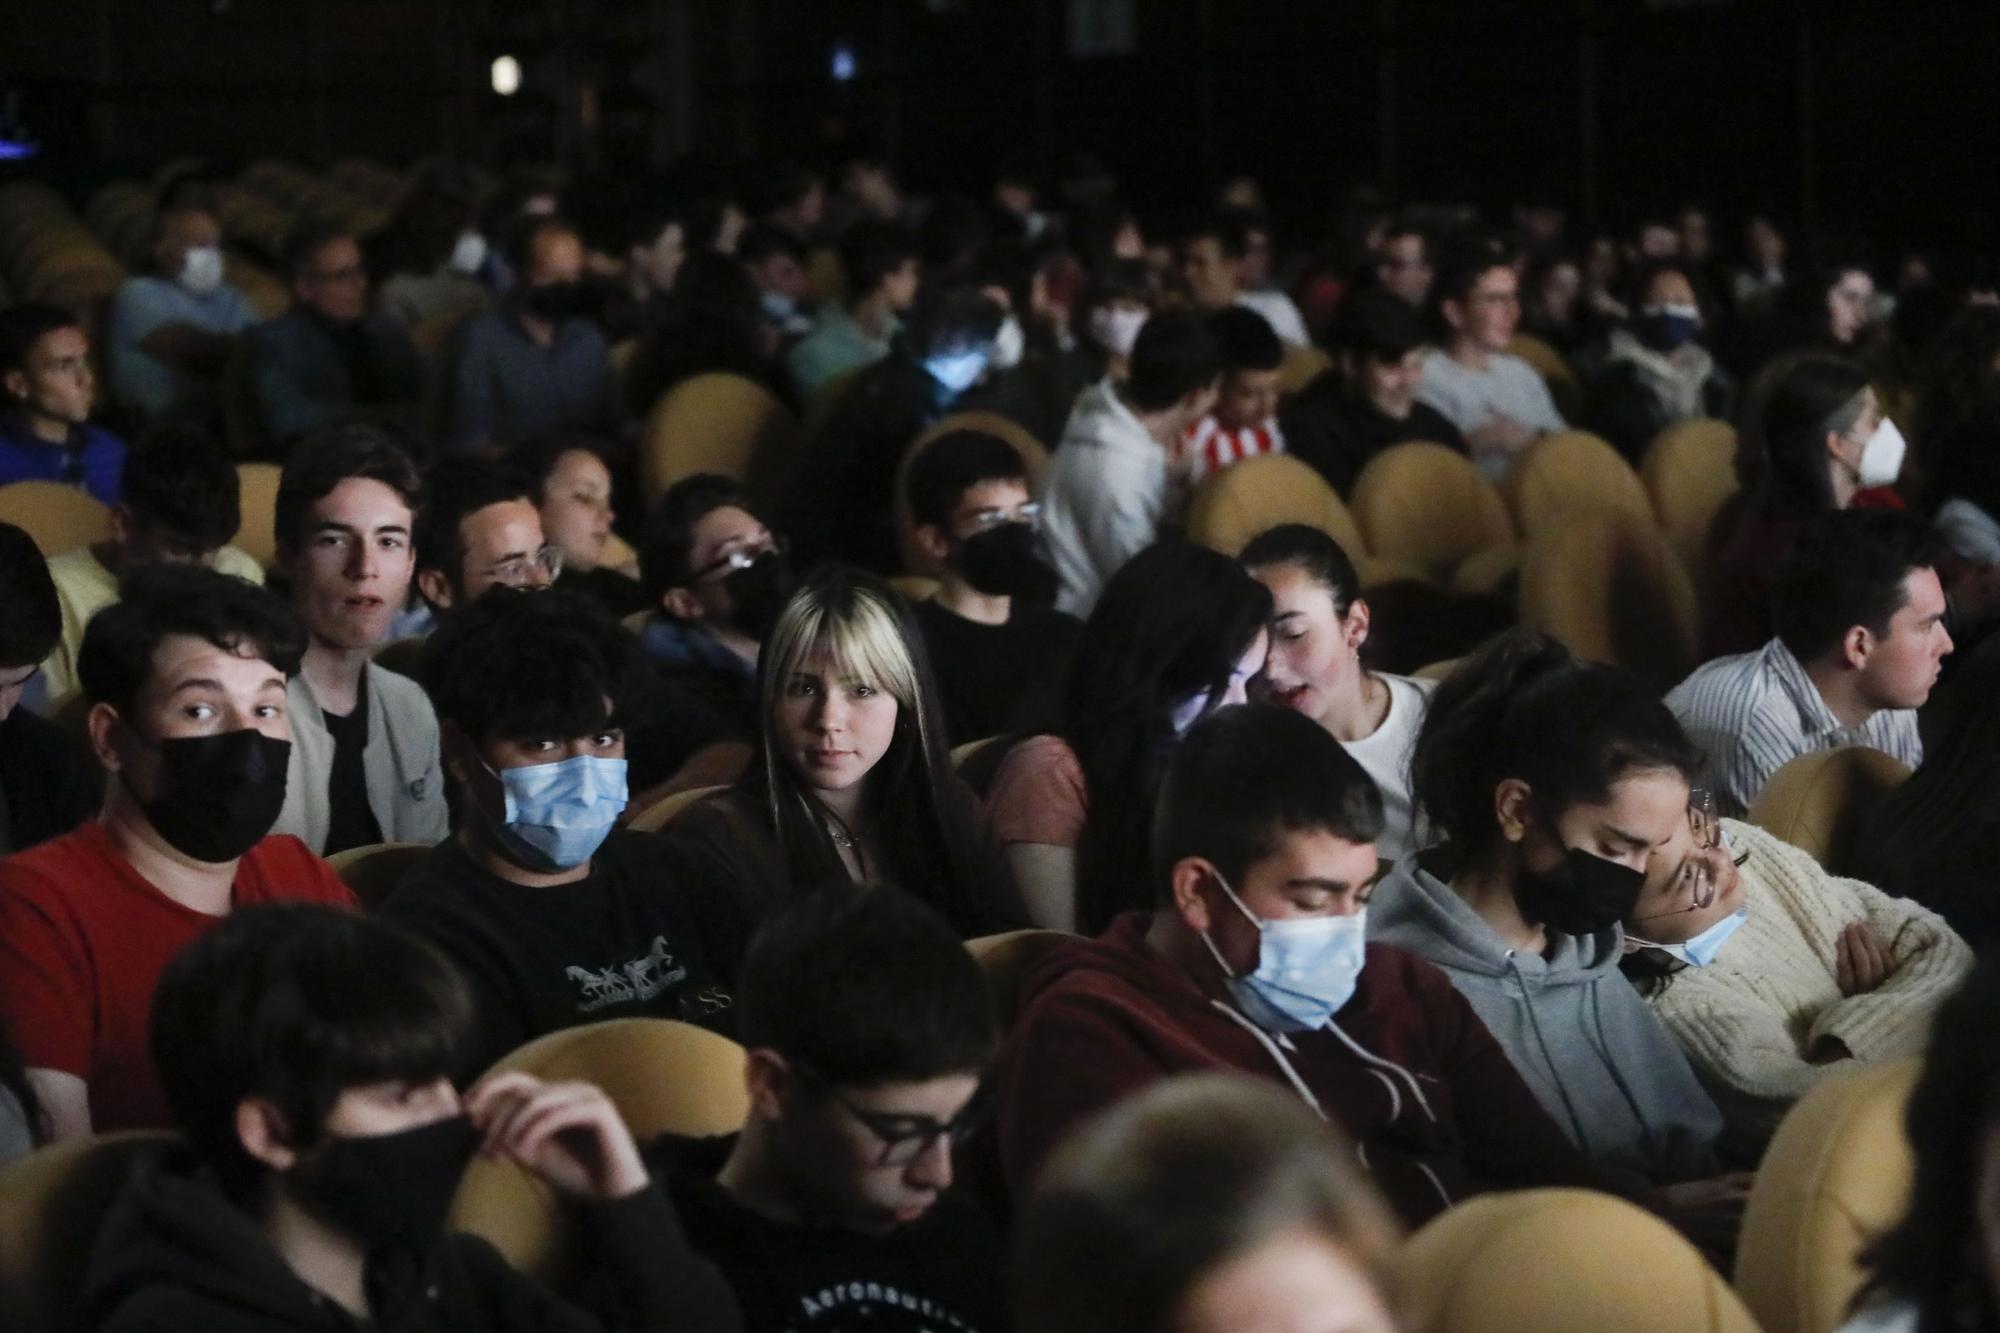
[
  {"xmin": 445, "ymin": 309, "xmax": 627, "ymax": 454},
  {"xmin": 0, "ymin": 417, "xmax": 126, "ymax": 505},
  {"xmin": 106, "ymin": 275, "xmax": 255, "ymax": 419}
]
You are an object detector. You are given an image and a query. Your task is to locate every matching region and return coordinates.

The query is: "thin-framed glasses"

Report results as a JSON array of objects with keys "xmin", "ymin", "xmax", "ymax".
[
  {"xmin": 961, "ymin": 502, "xmax": 1041, "ymax": 536},
  {"xmin": 793, "ymin": 1061, "xmax": 990, "ymax": 1167},
  {"xmin": 487, "ymin": 543, "xmax": 564, "ymax": 587},
  {"xmin": 1635, "ymin": 789, "xmax": 1749, "ymax": 923},
  {"xmin": 693, "ymin": 533, "xmax": 787, "ymax": 582}
]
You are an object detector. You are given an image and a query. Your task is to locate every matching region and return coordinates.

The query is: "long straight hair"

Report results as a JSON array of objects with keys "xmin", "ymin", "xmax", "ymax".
[{"xmin": 754, "ymin": 566, "xmax": 1018, "ymax": 936}]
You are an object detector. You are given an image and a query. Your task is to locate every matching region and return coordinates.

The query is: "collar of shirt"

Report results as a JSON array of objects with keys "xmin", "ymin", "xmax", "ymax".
[{"xmin": 1762, "ymin": 637, "xmax": 1856, "ymax": 741}]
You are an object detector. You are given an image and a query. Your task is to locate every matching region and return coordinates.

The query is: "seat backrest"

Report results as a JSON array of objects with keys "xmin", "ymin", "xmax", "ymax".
[
  {"xmin": 1504, "ymin": 429, "xmax": 1656, "ymax": 537},
  {"xmin": 234, "ymin": 461, "xmax": 282, "ymax": 568},
  {"xmin": 1643, "ymin": 417, "xmax": 1742, "ymax": 577},
  {"xmin": 325, "ymin": 840, "xmax": 431, "ymax": 909},
  {"xmin": 1276, "ymin": 343, "xmax": 1332, "ymax": 397},
  {"xmin": 1735, "ymin": 1059, "xmax": 1921, "ymax": 1333},
  {"xmin": 893, "ymin": 411, "xmax": 1052, "ymax": 577},
  {"xmin": 0, "ymin": 480, "xmax": 112, "ymax": 557},
  {"xmin": 639, "ymin": 372, "xmax": 802, "ymax": 509},
  {"xmin": 1744, "ymin": 746, "xmax": 1913, "ymax": 875},
  {"xmin": 1351, "ymin": 441, "xmax": 1515, "ymax": 581},
  {"xmin": 1504, "ymin": 333, "xmax": 1584, "ymax": 421},
  {"xmin": 1517, "ymin": 508, "xmax": 1699, "ymax": 692},
  {"xmin": 1186, "ymin": 452, "xmax": 1367, "ymax": 559},
  {"xmin": 0, "ymin": 1131, "xmax": 175, "ymax": 1333},
  {"xmin": 1399, "ymin": 1187, "xmax": 1762, "ymax": 1333},
  {"xmin": 624, "ymin": 783, "xmax": 725, "ymax": 835},
  {"xmin": 965, "ymin": 930, "xmax": 1072, "ymax": 1029},
  {"xmin": 447, "ymin": 1019, "xmax": 750, "ymax": 1278}
]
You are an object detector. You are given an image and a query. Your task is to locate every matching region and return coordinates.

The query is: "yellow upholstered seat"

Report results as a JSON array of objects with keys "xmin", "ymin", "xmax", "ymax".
[
  {"xmin": 1276, "ymin": 344, "xmax": 1333, "ymax": 397},
  {"xmin": 1744, "ymin": 746, "xmax": 1913, "ymax": 875},
  {"xmin": 1351, "ymin": 441, "xmax": 1517, "ymax": 586},
  {"xmin": 1643, "ymin": 417, "xmax": 1742, "ymax": 579},
  {"xmin": 965, "ymin": 929, "xmax": 1072, "ymax": 1029},
  {"xmin": 1503, "ymin": 429, "xmax": 1656, "ymax": 537},
  {"xmin": 624, "ymin": 783, "xmax": 726, "ymax": 835},
  {"xmin": 1186, "ymin": 453, "xmax": 1367, "ymax": 560},
  {"xmin": 1517, "ymin": 507, "xmax": 1698, "ymax": 692},
  {"xmin": 639, "ymin": 372, "xmax": 801, "ymax": 508},
  {"xmin": 234, "ymin": 461, "xmax": 282, "ymax": 567},
  {"xmin": 0, "ymin": 1131, "xmax": 176, "ymax": 1333},
  {"xmin": 326, "ymin": 840, "xmax": 431, "ymax": 909},
  {"xmin": 1505, "ymin": 332, "xmax": 1584, "ymax": 421},
  {"xmin": 0, "ymin": 480, "xmax": 112, "ymax": 557}
]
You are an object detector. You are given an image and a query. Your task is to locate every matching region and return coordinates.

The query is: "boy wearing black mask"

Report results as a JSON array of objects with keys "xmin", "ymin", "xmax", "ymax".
[
  {"xmin": 84, "ymin": 903, "xmax": 742, "ymax": 1332},
  {"xmin": 905, "ymin": 429, "xmax": 1079, "ymax": 744},
  {"xmin": 0, "ymin": 565, "xmax": 354, "ymax": 1142}
]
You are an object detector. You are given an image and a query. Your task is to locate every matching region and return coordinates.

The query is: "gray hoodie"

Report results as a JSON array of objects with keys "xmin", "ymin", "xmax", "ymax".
[{"xmin": 1370, "ymin": 861, "xmax": 1723, "ymax": 1190}]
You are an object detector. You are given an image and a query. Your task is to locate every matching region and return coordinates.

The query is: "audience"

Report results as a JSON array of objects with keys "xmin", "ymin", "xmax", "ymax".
[
  {"xmin": 904, "ymin": 428, "xmax": 1079, "ymax": 744},
  {"xmin": 447, "ymin": 215, "xmax": 627, "ymax": 455},
  {"xmin": 786, "ymin": 219, "xmax": 921, "ymax": 396},
  {"xmin": 1620, "ymin": 806, "xmax": 1971, "ymax": 1163},
  {"xmin": 0, "ymin": 522, "xmax": 101, "ymax": 852},
  {"xmin": 1182, "ymin": 305, "xmax": 1285, "ymax": 487},
  {"xmin": 82, "ymin": 903, "xmax": 740, "ymax": 1331},
  {"xmin": 42, "ymin": 426, "xmax": 266, "ymax": 705},
  {"xmin": 512, "ymin": 432, "xmax": 650, "ymax": 617},
  {"xmin": 249, "ymin": 220, "xmax": 422, "ymax": 447},
  {"xmin": 105, "ymin": 199, "xmax": 256, "ymax": 423},
  {"xmin": 0, "ymin": 565, "xmax": 352, "ymax": 1139},
  {"xmin": 1668, "ymin": 510, "xmax": 1946, "ymax": 816},
  {"xmin": 649, "ymin": 886, "xmax": 1007, "ymax": 1332},
  {"xmin": 666, "ymin": 566, "xmax": 1023, "ymax": 939},
  {"xmin": 1371, "ymin": 630, "xmax": 1733, "ymax": 1196},
  {"xmin": 0, "ymin": 302, "xmax": 125, "ymax": 502},
  {"xmin": 987, "ymin": 539, "xmax": 1269, "ymax": 933},
  {"xmin": 268, "ymin": 425, "xmax": 448, "ymax": 854},
  {"xmin": 1415, "ymin": 240, "xmax": 1567, "ymax": 479},
  {"xmin": 1016, "ymin": 1075, "xmax": 1403, "ymax": 1333},
  {"xmin": 1180, "ymin": 212, "xmax": 1310, "ymax": 347},
  {"xmin": 372, "ymin": 166, "xmax": 494, "ymax": 328},
  {"xmin": 1243, "ymin": 524, "xmax": 1434, "ymax": 862},
  {"xmin": 991, "ymin": 701, "xmax": 1607, "ymax": 1225},
  {"xmin": 739, "ymin": 224, "xmax": 814, "ymax": 345},
  {"xmin": 1039, "ymin": 311, "xmax": 1222, "ymax": 615},
  {"xmin": 1281, "ymin": 288, "xmax": 1467, "ymax": 494},
  {"xmin": 382, "ymin": 587, "xmax": 746, "ymax": 1075},
  {"xmin": 1586, "ymin": 258, "xmax": 1736, "ymax": 462},
  {"xmin": 411, "ymin": 457, "xmax": 559, "ymax": 615}
]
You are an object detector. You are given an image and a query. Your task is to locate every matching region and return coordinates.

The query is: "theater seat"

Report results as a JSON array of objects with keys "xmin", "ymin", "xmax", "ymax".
[
  {"xmin": 1397, "ymin": 1187, "xmax": 1761, "ymax": 1333},
  {"xmin": 234, "ymin": 462, "xmax": 282, "ymax": 568},
  {"xmin": 0, "ymin": 1131, "xmax": 176, "ymax": 1333},
  {"xmin": 639, "ymin": 372, "xmax": 801, "ymax": 508},
  {"xmin": 1743, "ymin": 746, "xmax": 1913, "ymax": 875},
  {"xmin": 1351, "ymin": 442, "xmax": 1517, "ymax": 587},
  {"xmin": 1276, "ymin": 344, "xmax": 1332, "ymax": 397},
  {"xmin": 1503, "ymin": 429, "xmax": 1656, "ymax": 537},
  {"xmin": 448, "ymin": 1019, "xmax": 750, "ymax": 1279},
  {"xmin": 965, "ymin": 930, "xmax": 1072, "ymax": 1028},
  {"xmin": 895, "ymin": 411, "xmax": 1051, "ymax": 577},
  {"xmin": 1644, "ymin": 417, "xmax": 1741, "ymax": 578},
  {"xmin": 326, "ymin": 840, "xmax": 430, "ymax": 909},
  {"xmin": 0, "ymin": 481, "xmax": 112, "ymax": 557},
  {"xmin": 1186, "ymin": 453, "xmax": 1367, "ymax": 560},
  {"xmin": 1518, "ymin": 507, "xmax": 1698, "ymax": 693},
  {"xmin": 1735, "ymin": 1059, "xmax": 1920, "ymax": 1333},
  {"xmin": 624, "ymin": 783, "xmax": 725, "ymax": 835},
  {"xmin": 1504, "ymin": 332, "xmax": 1584, "ymax": 422}
]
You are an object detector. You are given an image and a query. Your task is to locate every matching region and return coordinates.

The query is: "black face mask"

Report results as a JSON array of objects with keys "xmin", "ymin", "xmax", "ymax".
[
  {"xmin": 955, "ymin": 522, "xmax": 1059, "ymax": 603},
  {"xmin": 290, "ymin": 1114, "xmax": 480, "ymax": 1255},
  {"xmin": 127, "ymin": 727, "xmax": 291, "ymax": 863},
  {"xmin": 1515, "ymin": 846, "xmax": 1646, "ymax": 938},
  {"xmin": 723, "ymin": 552, "xmax": 796, "ymax": 643},
  {"xmin": 524, "ymin": 280, "xmax": 588, "ymax": 322}
]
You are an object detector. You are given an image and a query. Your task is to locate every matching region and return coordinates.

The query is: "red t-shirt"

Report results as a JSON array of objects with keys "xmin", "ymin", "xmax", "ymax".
[{"xmin": 0, "ymin": 820, "xmax": 356, "ymax": 1131}]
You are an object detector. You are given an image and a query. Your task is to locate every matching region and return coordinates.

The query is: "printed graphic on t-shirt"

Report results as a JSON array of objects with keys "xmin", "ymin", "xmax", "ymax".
[
  {"xmin": 791, "ymin": 1279, "xmax": 984, "ymax": 1330},
  {"xmin": 566, "ymin": 935, "xmax": 688, "ymax": 1012}
]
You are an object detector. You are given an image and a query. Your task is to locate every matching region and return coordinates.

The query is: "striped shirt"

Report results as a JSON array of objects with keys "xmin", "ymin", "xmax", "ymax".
[
  {"xmin": 1664, "ymin": 637, "xmax": 1923, "ymax": 817},
  {"xmin": 1182, "ymin": 414, "xmax": 1284, "ymax": 487}
]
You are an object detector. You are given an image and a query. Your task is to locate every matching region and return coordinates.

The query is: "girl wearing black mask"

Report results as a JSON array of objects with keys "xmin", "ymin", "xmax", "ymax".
[{"xmin": 1369, "ymin": 629, "xmax": 1740, "ymax": 1205}]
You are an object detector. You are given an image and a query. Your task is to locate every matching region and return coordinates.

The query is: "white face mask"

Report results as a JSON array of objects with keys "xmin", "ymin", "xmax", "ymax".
[
  {"xmin": 1089, "ymin": 305, "xmax": 1148, "ymax": 359},
  {"xmin": 178, "ymin": 245, "xmax": 225, "ymax": 297},
  {"xmin": 448, "ymin": 230, "xmax": 488, "ymax": 276},
  {"xmin": 989, "ymin": 315, "xmax": 1025, "ymax": 371},
  {"xmin": 1856, "ymin": 417, "xmax": 1908, "ymax": 487}
]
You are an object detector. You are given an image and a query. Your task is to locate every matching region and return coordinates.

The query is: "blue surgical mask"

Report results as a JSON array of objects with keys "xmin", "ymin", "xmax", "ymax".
[
  {"xmin": 923, "ymin": 346, "xmax": 990, "ymax": 397},
  {"xmin": 1630, "ymin": 906, "xmax": 1749, "ymax": 968},
  {"xmin": 760, "ymin": 289, "xmax": 797, "ymax": 322},
  {"xmin": 482, "ymin": 754, "xmax": 628, "ymax": 872},
  {"xmin": 1199, "ymin": 869, "xmax": 1368, "ymax": 1033}
]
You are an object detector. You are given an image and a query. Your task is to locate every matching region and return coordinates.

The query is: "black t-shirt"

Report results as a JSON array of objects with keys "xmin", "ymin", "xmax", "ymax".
[
  {"xmin": 652, "ymin": 1133, "xmax": 1012, "ymax": 1333},
  {"xmin": 379, "ymin": 830, "xmax": 749, "ymax": 1075},
  {"xmin": 320, "ymin": 672, "xmax": 383, "ymax": 857},
  {"xmin": 1280, "ymin": 371, "xmax": 1468, "ymax": 495},
  {"xmin": 911, "ymin": 599, "xmax": 1080, "ymax": 746}
]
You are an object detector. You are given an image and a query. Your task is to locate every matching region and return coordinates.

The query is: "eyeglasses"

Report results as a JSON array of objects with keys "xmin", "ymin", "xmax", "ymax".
[
  {"xmin": 960, "ymin": 502, "xmax": 1040, "ymax": 536},
  {"xmin": 1680, "ymin": 789, "xmax": 1723, "ymax": 911},
  {"xmin": 793, "ymin": 1061, "xmax": 990, "ymax": 1167},
  {"xmin": 692, "ymin": 533, "xmax": 786, "ymax": 582},
  {"xmin": 485, "ymin": 543, "xmax": 564, "ymax": 587}
]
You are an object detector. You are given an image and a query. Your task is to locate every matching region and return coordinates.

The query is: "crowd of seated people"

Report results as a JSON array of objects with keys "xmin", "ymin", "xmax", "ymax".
[{"xmin": 7, "ymin": 144, "xmax": 2000, "ymax": 1333}]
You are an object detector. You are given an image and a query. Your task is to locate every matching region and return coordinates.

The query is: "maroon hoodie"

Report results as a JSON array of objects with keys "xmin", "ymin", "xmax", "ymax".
[{"xmin": 993, "ymin": 912, "xmax": 1610, "ymax": 1227}]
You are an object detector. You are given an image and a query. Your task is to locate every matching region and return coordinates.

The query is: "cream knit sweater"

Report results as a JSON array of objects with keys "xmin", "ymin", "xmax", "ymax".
[{"xmin": 1641, "ymin": 819, "xmax": 1973, "ymax": 1153}]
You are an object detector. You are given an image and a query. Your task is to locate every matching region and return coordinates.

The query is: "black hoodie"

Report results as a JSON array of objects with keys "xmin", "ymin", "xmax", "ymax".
[{"xmin": 83, "ymin": 1143, "xmax": 743, "ymax": 1333}]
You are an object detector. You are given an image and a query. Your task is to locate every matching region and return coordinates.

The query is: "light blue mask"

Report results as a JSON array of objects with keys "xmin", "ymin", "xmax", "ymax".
[
  {"xmin": 483, "ymin": 754, "xmax": 628, "ymax": 872},
  {"xmin": 1200, "ymin": 869, "xmax": 1368, "ymax": 1032},
  {"xmin": 1631, "ymin": 907, "xmax": 1749, "ymax": 968},
  {"xmin": 923, "ymin": 346, "xmax": 991, "ymax": 397}
]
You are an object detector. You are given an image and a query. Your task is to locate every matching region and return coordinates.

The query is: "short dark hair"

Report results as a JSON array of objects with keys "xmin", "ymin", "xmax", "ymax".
[
  {"xmin": 640, "ymin": 473, "xmax": 754, "ymax": 600},
  {"xmin": 413, "ymin": 458, "xmax": 533, "ymax": 584},
  {"xmin": 150, "ymin": 904, "xmax": 475, "ymax": 1200},
  {"xmin": 425, "ymin": 585, "xmax": 630, "ymax": 745},
  {"xmin": 275, "ymin": 424, "xmax": 423, "ymax": 551},
  {"xmin": 1239, "ymin": 524, "xmax": 1361, "ymax": 617},
  {"xmin": 1205, "ymin": 305, "xmax": 1283, "ymax": 375},
  {"xmin": 1331, "ymin": 288, "xmax": 1428, "ymax": 362},
  {"xmin": 0, "ymin": 302, "xmax": 80, "ymax": 374},
  {"xmin": 509, "ymin": 431, "xmax": 616, "ymax": 507},
  {"xmin": 121, "ymin": 425, "xmax": 241, "ymax": 548},
  {"xmin": 0, "ymin": 522, "xmax": 60, "ymax": 667},
  {"xmin": 1773, "ymin": 510, "xmax": 1940, "ymax": 663},
  {"xmin": 839, "ymin": 219, "xmax": 919, "ymax": 303},
  {"xmin": 78, "ymin": 563, "xmax": 304, "ymax": 718},
  {"xmin": 1152, "ymin": 704, "xmax": 1385, "ymax": 898},
  {"xmin": 1125, "ymin": 309, "xmax": 1223, "ymax": 413},
  {"xmin": 738, "ymin": 223, "xmax": 807, "ymax": 268},
  {"xmin": 905, "ymin": 430, "xmax": 1028, "ymax": 532},
  {"xmin": 906, "ymin": 283, "xmax": 1005, "ymax": 358},
  {"xmin": 1185, "ymin": 211, "xmax": 1249, "ymax": 260},
  {"xmin": 735, "ymin": 885, "xmax": 995, "ymax": 1088},
  {"xmin": 279, "ymin": 218, "xmax": 355, "ymax": 282},
  {"xmin": 1431, "ymin": 234, "xmax": 1514, "ymax": 309}
]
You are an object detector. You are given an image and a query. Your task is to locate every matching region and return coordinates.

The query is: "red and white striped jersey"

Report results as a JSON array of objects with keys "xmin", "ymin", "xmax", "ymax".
[{"xmin": 1182, "ymin": 415, "xmax": 1285, "ymax": 487}]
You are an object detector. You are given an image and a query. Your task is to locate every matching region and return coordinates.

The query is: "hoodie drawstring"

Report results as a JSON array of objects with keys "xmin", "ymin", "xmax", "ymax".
[
  {"xmin": 1324, "ymin": 1017, "xmax": 1438, "ymax": 1123},
  {"xmin": 1507, "ymin": 951, "xmax": 1597, "ymax": 1157},
  {"xmin": 1587, "ymin": 980, "xmax": 1658, "ymax": 1154},
  {"xmin": 1210, "ymin": 1001, "xmax": 1327, "ymax": 1120}
]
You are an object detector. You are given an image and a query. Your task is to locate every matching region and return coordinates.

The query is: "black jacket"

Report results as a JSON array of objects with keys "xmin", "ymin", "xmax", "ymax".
[{"xmin": 84, "ymin": 1143, "xmax": 743, "ymax": 1333}]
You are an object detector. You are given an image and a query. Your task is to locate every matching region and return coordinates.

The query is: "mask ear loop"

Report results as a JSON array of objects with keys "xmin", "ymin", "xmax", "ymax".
[{"xmin": 1195, "ymin": 864, "xmax": 1263, "ymax": 981}]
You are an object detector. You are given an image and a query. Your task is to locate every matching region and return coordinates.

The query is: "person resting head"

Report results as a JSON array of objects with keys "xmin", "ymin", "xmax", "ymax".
[{"xmin": 1015, "ymin": 1073, "xmax": 1402, "ymax": 1333}]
